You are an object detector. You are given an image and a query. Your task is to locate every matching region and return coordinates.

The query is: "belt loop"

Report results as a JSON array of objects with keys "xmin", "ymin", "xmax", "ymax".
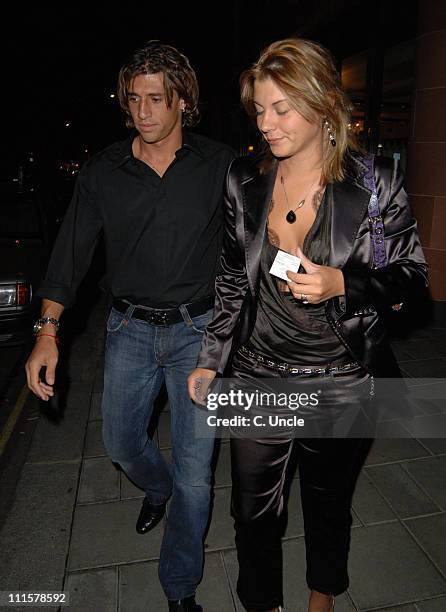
[
  {"xmin": 179, "ymin": 303, "xmax": 193, "ymax": 327},
  {"xmin": 122, "ymin": 302, "xmax": 136, "ymax": 326}
]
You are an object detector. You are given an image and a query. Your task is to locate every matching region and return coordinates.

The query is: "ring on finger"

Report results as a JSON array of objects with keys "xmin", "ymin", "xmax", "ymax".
[{"xmin": 301, "ymin": 293, "xmax": 309, "ymax": 304}]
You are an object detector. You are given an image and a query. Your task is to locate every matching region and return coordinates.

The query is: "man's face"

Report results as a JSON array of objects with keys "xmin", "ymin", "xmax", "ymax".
[{"xmin": 127, "ymin": 72, "xmax": 184, "ymax": 145}]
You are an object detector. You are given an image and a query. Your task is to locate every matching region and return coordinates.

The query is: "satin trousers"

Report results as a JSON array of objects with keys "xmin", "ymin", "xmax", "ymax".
[{"xmin": 229, "ymin": 349, "xmax": 373, "ymax": 610}]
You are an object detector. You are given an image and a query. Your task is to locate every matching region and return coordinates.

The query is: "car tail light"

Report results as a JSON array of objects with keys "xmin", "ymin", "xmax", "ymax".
[
  {"xmin": 0, "ymin": 283, "xmax": 31, "ymax": 306},
  {"xmin": 17, "ymin": 282, "xmax": 30, "ymax": 305}
]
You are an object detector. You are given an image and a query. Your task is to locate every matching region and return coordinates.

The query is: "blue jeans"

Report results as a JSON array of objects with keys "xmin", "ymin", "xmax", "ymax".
[{"xmin": 101, "ymin": 304, "xmax": 215, "ymax": 600}]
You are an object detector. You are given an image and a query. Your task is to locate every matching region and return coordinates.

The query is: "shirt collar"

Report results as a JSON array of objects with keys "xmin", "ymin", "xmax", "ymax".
[
  {"xmin": 180, "ymin": 130, "xmax": 206, "ymax": 159},
  {"xmin": 111, "ymin": 129, "xmax": 205, "ymax": 169}
]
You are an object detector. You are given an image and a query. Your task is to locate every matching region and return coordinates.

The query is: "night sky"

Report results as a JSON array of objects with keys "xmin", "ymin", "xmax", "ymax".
[{"xmin": 4, "ymin": 0, "xmax": 418, "ymax": 177}]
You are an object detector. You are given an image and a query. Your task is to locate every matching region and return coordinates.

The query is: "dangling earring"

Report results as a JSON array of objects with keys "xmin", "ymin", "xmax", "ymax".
[{"xmin": 324, "ymin": 120, "xmax": 336, "ymax": 147}]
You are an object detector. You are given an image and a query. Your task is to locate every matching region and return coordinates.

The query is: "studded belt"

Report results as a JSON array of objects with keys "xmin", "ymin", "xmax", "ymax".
[{"xmin": 238, "ymin": 346, "xmax": 359, "ymax": 376}]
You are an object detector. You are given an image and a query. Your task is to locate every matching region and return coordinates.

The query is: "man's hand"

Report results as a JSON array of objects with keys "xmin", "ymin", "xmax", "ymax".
[
  {"xmin": 25, "ymin": 336, "xmax": 59, "ymax": 401},
  {"xmin": 286, "ymin": 247, "xmax": 345, "ymax": 304},
  {"xmin": 26, "ymin": 298, "xmax": 64, "ymax": 400},
  {"xmin": 188, "ymin": 368, "xmax": 217, "ymax": 406}
]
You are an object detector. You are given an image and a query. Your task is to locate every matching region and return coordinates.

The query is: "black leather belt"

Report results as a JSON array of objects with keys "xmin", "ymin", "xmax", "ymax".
[
  {"xmin": 239, "ymin": 346, "xmax": 359, "ymax": 376},
  {"xmin": 113, "ymin": 297, "xmax": 214, "ymax": 326}
]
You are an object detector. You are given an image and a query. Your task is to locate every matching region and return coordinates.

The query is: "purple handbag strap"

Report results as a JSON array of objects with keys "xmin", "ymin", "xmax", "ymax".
[{"xmin": 362, "ymin": 154, "xmax": 387, "ymax": 269}]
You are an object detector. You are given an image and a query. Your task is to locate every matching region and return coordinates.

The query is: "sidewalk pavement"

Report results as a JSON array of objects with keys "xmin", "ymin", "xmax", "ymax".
[{"xmin": 0, "ymin": 297, "xmax": 446, "ymax": 612}]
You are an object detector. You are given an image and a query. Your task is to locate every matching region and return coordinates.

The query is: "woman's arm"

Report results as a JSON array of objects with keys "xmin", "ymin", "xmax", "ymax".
[{"xmin": 196, "ymin": 160, "xmax": 250, "ymax": 374}]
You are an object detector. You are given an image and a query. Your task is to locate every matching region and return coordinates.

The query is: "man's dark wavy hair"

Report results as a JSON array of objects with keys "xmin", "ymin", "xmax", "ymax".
[{"xmin": 117, "ymin": 40, "xmax": 200, "ymax": 128}]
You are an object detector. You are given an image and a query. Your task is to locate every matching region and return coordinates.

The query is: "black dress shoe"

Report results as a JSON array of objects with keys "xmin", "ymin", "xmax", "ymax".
[
  {"xmin": 135, "ymin": 498, "xmax": 166, "ymax": 534},
  {"xmin": 168, "ymin": 596, "xmax": 202, "ymax": 611}
]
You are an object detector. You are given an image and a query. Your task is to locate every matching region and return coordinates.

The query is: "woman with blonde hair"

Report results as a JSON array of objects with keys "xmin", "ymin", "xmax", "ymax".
[{"xmin": 189, "ymin": 38, "xmax": 427, "ymax": 611}]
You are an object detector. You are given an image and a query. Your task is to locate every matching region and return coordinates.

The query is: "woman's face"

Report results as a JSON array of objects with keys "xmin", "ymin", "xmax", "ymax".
[{"xmin": 253, "ymin": 76, "xmax": 322, "ymax": 160}]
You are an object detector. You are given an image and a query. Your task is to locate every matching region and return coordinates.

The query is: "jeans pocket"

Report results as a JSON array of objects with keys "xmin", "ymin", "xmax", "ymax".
[
  {"xmin": 106, "ymin": 308, "xmax": 125, "ymax": 333},
  {"xmin": 190, "ymin": 309, "xmax": 213, "ymax": 334}
]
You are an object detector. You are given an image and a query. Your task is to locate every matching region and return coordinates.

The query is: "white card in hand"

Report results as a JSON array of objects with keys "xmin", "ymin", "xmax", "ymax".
[{"xmin": 269, "ymin": 250, "xmax": 301, "ymax": 282}]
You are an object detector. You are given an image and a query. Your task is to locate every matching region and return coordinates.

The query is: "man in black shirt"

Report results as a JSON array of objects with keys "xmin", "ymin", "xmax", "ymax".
[{"xmin": 26, "ymin": 41, "xmax": 233, "ymax": 612}]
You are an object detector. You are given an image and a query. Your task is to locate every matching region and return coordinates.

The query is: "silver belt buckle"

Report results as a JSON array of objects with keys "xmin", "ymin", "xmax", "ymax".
[{"xmin": 145, "ymin": 310, "xmax": 169, "ymax": 326}]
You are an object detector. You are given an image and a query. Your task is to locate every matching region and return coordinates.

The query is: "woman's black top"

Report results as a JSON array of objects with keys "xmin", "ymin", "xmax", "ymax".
[{"xmin": 247, "ymin": 184, "xmax": 350, "ymax": 366}]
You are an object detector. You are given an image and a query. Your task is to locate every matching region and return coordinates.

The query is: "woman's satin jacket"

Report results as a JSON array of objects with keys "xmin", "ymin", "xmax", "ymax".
[{"xmin": 197, "ymin": 153, "xmax": 428, "ymax": 378}]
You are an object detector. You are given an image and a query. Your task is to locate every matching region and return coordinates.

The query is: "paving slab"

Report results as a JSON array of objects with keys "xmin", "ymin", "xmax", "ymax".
[
  {"xmin": 400, "ymin": 359, "xmax": 446, "ymax": 378},
  {"xmin": 401, "ymin": 414, "xmax": 446, "ymax": 439},
  {"xmin": 351, "ymin": 471, "xmax": 398, "ymax": 525},
  {"xmin": 0, "ymin": 461, "xmax": 79, "ymax": 591},
  {"xmin": 64, "ymin": 567, "xmax": 117, "ymax": 611},
  {"xmin": 205, "ymin": 487, "xmax": 235, "ymax": 551},
  {"xmin": 89, "ymin": 391, "xmax": 103, "ymax": 421},
  {"xmin": 408, "ymin": 327, "xmax": 446, "ymax": 340},
  {"xmin": 416, "ymin": 438, "xmax": 446, "ymax": 455},
  {"xmin": 365, "ymin": 437, "xmax": 429, "ymax": 465},
  {"xmin": 119, "ymin": 552, "xmax": 234, "ymax": 612},
  {"xmin": 391, "ymin": 340, "xmax": 418, "ymax": 361},
  {"xmin": 78, "ymin": 456, "xmax": 120, "ymax": 504},
  {"xmin": 93, "ymin": 367, "xmax": 105, "ymax": 392},
  {"xmin": 119, "ymin": 561, "xmax": 165, "ymax": 611},
  {"xmin": 157, "ymin": 412, "xmax": 172, "ymax": 449},
  {"xmin": 417, "ymin": 595, "xmax": 446, "ymax": 611},
  {"xmin": 67, "ymin": 357, "xmax": 97, "ymax": 383},
  {"xmin": 162, "ymin": 400, "xmax": 170, "ymax": 412},
  {"xmin": 411, "ymin": 398, "xmax": 446, "ymax": 416},
  {"xmin": 347, "ymin": 522, "xmax": 446, "ymax": 609},
  {"xmin": 66, "ymin": 338, "xmax": 101, "ymax": 377},
  {"xmin": 374, "ymin": 605, "xmax": 416, "ymax": 612},
  {"xmin": 27, "ymin": 383, "xmax": 92, "ymax": 463},
  {"xmin": 395, "ymin": 396, "xmax": 434, "ymax": 417},
  {"xmin": 404, "ymin": 379, "xmax": 446, "ymax": 416},
  {"xmin": 401, "ymin": 456, "xmax": 446, "ymax": 510},
  {"xmin": 84, "ymin": 420, "xmax": 107, "ymax": 458},
  {"xmin": 213, "ymin": 441, "xmax": 232, "ymax": 488},
  {"xmin": 397, "ymin": 335, "xmax": 446, "ymax": 360},
  {"xmin": 365, "ymin": 463, "xmax": 440, "ymax": 518},
  {"xmin": 197, "ymin": 550, "xmax": 236, "ymax": 612},
  {"xmin": 68, "ymin": 498, "xmax": 164, "ymax": 570},
  {"xmin": 120, "ymin": 471, "xmax": 145, "ymax": 500},
  {"xmin": 404, "ymin": 513, "xmax": 446, "ymax": 577}
]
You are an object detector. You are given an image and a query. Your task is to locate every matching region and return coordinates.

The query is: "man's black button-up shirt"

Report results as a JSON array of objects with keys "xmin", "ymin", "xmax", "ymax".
[{"xmin": 38, "ymin": 131, "xmax": 234, "ymax": 308}]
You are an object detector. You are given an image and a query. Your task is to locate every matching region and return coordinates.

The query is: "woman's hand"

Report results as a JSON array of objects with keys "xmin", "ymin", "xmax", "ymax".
[
  {"xmin": 188, "ymin": 368, "xmax": 217, "ymax": 406},
  {"xmin": 286, "ymin": 247, "xmax": 345, "ymax": 304}
]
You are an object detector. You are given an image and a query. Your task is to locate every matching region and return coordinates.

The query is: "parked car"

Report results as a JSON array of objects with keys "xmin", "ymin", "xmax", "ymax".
[{"xmin": 0, "ymin": 187, "xmax": 54, "ymax": 345}]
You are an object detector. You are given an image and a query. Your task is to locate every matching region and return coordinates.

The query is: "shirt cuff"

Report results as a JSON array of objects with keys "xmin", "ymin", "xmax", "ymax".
[{"xmin": 36, "ymin": 282, "xmax": 76, "ymax": 308}]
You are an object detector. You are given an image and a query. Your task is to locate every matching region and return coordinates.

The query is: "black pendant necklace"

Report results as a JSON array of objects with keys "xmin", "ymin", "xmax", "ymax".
[
  {"xmin": 285, "ymin": 201, "xmax": 304, "ymax": 224},
  {"xmin": 280, "ymin": 174, "xmax": 316, "ymax": 224}
]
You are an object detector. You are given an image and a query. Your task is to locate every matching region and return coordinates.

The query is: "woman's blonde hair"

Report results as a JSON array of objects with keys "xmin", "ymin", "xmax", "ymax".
[{"xmin": 240, "ymin": 38, "xmax": 360, "ymax": 183}]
